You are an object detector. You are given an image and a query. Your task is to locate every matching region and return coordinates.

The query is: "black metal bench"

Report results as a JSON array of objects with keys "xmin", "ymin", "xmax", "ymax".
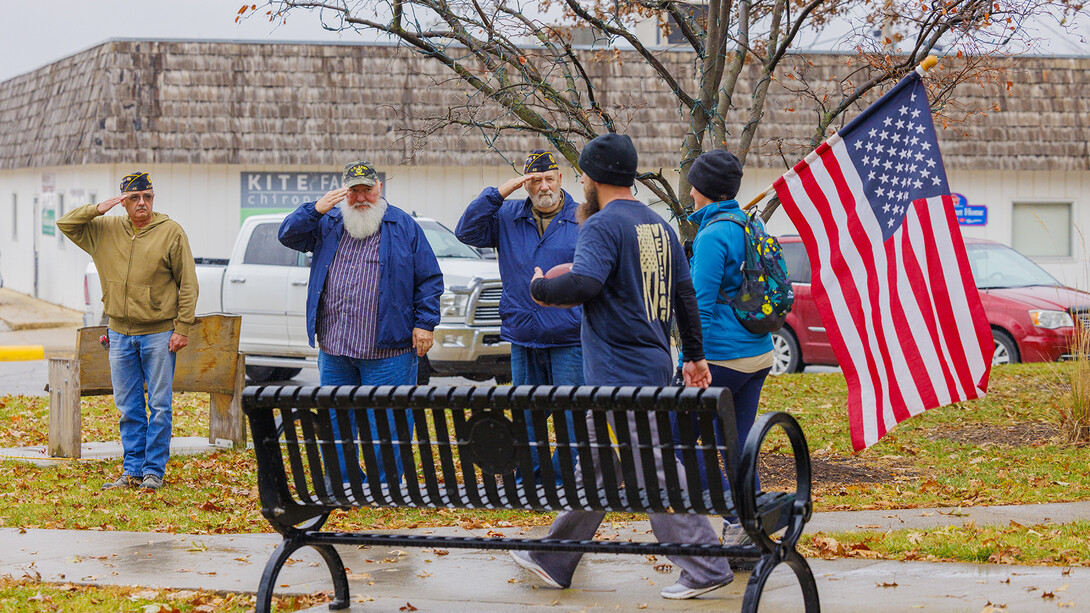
[{"xmin": 244, "ymin": 384, "xmax": 818, "ymax": 612}]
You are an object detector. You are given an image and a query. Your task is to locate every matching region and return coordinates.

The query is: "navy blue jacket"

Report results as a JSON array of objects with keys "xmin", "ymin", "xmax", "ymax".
[
  {"xmin": 456, "ymin": 187, "xmax": 581, "ymax": 348},
  {"xmin": 278, "ymin": 202, "xmax": 443, "ymax": 349}
]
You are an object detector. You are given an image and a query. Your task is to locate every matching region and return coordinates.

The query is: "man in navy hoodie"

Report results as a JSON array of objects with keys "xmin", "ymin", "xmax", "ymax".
[{"xmin": 511, "ymin": 134, "xmax": 733, "ymax": 600}]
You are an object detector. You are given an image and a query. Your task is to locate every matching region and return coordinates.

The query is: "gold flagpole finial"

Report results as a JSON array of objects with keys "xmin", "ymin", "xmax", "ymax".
[{"xmin": 916, "ymin": 55, "xmax": 939, "ymax": 76}]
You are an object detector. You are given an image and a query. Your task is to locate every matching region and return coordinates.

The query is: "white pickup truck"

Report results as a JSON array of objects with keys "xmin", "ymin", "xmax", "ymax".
[{"xmin": 83, "ymin": 213, "xmax": 511, "ymax": 384}]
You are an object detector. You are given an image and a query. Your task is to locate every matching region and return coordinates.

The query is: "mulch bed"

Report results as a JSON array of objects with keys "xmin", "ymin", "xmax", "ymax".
[
  {"xmin": 754, "ymin": 421, "xmax": 1064, "ymax": 490},
  {"xmin": 757, "ymin": 453, "xmax": 913, "ymax": 489},
  {"xmin": 926, "ymin": 422, "xmax": 1062, "ymax": 447}
]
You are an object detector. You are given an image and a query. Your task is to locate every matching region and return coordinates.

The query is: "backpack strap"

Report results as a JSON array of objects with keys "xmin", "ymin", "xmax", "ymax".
[{"xmin": 699, "ymin": 209, "xmax": 750, "ymax": 305}]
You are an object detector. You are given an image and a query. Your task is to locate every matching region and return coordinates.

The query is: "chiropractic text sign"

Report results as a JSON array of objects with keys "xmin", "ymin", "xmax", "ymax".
[
  {"xmin": 241, "ymin": 172, "xmax": 342, "ymax": 208},
  {"xmin": 240, "ymin": 171, "xmax": 388, "ymax": 221}
]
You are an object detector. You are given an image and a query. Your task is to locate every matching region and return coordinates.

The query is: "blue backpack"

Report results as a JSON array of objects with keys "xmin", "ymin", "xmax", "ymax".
[{"xmin": 705, "ymin": 208, "xmax": 794, "ymax": 334}]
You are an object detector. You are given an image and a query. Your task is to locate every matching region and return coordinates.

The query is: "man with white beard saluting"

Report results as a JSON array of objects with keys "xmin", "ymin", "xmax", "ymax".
[{"xmin": 279, "ymin": 161, "xmax": 443, "ymax": 484}]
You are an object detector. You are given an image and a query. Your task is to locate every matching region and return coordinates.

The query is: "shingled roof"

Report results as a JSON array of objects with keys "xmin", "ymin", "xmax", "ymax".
[{"xmin": 0, "ymin": 39, "xmax": 1086, "ymax": 172}]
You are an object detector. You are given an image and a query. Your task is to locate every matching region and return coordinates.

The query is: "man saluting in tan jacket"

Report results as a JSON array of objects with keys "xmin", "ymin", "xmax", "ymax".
[{"xmin": 58, "ymin": 172, "xmax": 198, "ymax": 491}]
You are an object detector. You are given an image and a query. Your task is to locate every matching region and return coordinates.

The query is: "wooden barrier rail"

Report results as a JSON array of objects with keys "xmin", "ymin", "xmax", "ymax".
[{"xmin": 47, "ymin": 314, "xmax": 246, "ymax": 458}]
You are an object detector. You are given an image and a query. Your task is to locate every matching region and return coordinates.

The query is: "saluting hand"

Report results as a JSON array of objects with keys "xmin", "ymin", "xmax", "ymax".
[
  {"xmin": 95, "ymin": 195, "xmax": 127, "ymax": 215},
  {"xmin": 497, "ymin": 174, "xmax": 536, "ymax": 199},
  {"xmin": 315, "ymin": 187, "xmax": 349, "ymax": 214}
]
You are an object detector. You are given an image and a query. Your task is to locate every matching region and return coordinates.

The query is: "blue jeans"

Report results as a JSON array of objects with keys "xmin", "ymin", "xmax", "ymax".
[
  {"xmin": 108, "ymin": 329, "xmax": 176, "ymax": 479},
  {"xmin": 671, "ymin": 363, "xmax": 770, "ymax": 522},
  {"xmin": 510, "ymin": 344, "xmax": 584, "ymax": 484},
  {"xmin": 318, "ymin": 350, "xmax": 418, "ymax": 484}
]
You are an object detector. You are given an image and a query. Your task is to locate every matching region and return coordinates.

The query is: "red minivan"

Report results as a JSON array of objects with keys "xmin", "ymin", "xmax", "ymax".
[{"xmin": 772, "ymin": 237, "xmax": 1090, "ymax": 375}]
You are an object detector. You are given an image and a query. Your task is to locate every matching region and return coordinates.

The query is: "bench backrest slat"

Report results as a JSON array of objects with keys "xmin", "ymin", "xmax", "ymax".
[
  {"xmin": 588, "ymin": 409, "xmax": 624, "ymax": 509},
  {"xmin": 245, "ymin": 384, "xmax": 743, "ymax": 528}
]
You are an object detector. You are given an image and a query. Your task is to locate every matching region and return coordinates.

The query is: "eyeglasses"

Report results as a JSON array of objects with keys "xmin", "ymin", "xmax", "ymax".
[{"xmin": 126, "ymin": 193, "xmax": 154, "ymax": 203}]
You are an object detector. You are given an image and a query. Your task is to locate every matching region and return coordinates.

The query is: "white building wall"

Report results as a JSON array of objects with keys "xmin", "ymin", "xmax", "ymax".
[{"xmin": 2, "ymin": 163, "xmax": 1088, "ymax": 312}]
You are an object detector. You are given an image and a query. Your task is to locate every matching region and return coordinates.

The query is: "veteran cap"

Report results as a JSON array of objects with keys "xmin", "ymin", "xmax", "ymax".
[
  {"xmin": 343, "ymin": 161, "xmax": 379, "ymax": 188},
  {"xmin": 524, "ymin": 150, "xmax": 559, "ymax": 174},
  {"xmin": 120, "ymin": 172, "xmax": 152, "ymax": 193}
]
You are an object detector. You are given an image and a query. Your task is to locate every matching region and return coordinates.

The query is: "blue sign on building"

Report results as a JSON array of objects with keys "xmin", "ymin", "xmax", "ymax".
[{"xmin": 951, "ymin": 192, "xmax": 987, "ymax": 226}]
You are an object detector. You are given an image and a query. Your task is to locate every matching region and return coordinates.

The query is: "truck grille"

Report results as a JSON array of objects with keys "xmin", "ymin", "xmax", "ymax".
[{"xmin": 470, "ymin": 284, "xmax": 503, "ymax": 325}]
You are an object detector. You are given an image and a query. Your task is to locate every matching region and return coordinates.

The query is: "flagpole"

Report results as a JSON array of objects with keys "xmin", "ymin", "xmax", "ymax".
[{"xmin": 743, "ymin": 54, "xmax": 941, "ymax": 221}]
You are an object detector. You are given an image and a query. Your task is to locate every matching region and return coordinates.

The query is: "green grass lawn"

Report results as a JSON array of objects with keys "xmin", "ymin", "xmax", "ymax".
[{"xmin": 1, "ymin": 363, "xmax": 1087, "ymax": 564}]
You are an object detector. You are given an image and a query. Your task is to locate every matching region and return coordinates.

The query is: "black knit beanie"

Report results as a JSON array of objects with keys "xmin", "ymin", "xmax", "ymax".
[
  {"xmin": 687, "ymin": 150, "xmax": 743, "ymax": 201},
  {"xmin": 578, "ymin": 133, "xmax": 638, "ymax": 187}
]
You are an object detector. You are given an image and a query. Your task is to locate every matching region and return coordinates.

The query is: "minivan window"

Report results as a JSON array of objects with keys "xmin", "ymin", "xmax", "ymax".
[
  {"xmin": 781, "ymin": 242, "xmax": 811, "ymax": 284},
  {"xmin": 966, "ymin": 243, "xmax": 1060, "ymax": 289}
]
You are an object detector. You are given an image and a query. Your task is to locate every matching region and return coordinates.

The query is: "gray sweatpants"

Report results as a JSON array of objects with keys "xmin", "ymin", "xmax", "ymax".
[{"xmin": 530, "ymin": 411, "xmax": 733, "ymax": 588}]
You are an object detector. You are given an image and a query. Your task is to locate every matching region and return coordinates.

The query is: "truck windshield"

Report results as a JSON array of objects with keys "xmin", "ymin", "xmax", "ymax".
[
  {"xmin": 966, "ymin": 243, "xmax": 1060, "ymax": 289},
  {"xmin": 419, "ymin": 220, "xmax": 482, "ymax": 259}
]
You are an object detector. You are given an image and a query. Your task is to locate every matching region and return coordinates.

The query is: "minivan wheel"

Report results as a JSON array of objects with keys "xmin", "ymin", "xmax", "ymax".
[
  {"xmin": 770, "ymin": 328, "xmax": 802, "ymax": 375},
  {"xmin": 991, "ymin": 329, "xmax": 1020, "ymax": 365}
]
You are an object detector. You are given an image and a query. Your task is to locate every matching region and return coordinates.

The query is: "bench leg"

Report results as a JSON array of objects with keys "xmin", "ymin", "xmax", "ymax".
[
  {"xmin": 314, "ymin": 543, "xmax": 351, "ymax": 610},
  {"xmin": 256, "ymin": 536, "xmax": 350, "ymax": 613},
  {"xmin": 741, "ymin": 550, "xmax": 820, "ymax": 613}
]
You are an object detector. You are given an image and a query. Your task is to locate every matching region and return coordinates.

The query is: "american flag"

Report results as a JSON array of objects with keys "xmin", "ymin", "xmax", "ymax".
[{"xmin": 774, "ymin": 70, "xmax": 994, "ymax": 451}]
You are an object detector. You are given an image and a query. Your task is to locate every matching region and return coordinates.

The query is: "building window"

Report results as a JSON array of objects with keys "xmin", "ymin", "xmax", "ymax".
[
  {"xmin": 663, "ymin": 3, "xmax": 706, "ymax": 45},
  {"xmin": 10, "ymin": 194, "xmax": 16, "ymax": 242},
  {"xmin": 1012, "ymin": 201, "xmax": 1071, "ymax": 258}
]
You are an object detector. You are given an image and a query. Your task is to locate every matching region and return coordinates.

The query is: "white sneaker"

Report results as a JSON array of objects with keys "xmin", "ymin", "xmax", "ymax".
[
  {"xmin": 510, "ymin": 550, "xmax": 566, "ymax": 588},
  {"xmin": 722, "ymin": 521, "xmax": 754, "ymax": 547},
  {"xmin": 660, "ymin": 576, "xmax": 733, "ymax": 600}
]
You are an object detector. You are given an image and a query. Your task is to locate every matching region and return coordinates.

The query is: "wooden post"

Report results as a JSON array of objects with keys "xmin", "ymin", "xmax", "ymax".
[
  {"xmin": 48, "ymin": 357, "xmax": 82, "ymax": 458},
  {"xmin": 209, "ymin": 353, "xmax": 247, "ymax": 448}
]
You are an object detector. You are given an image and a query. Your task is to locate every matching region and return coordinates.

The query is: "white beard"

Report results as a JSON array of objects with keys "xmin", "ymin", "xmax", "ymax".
[
  {"xmin": 530, "ymin": 190, "xmax": 561, "ymax": 212},
  {"xmin": 339, "ymin": 199, "xmax": 387, "ymax": 239}
]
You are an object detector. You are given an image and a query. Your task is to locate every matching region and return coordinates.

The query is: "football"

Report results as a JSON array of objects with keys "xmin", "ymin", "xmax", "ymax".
[{"xmin": 545, "ymin": 262, "xmax": 574, "ymax": 278}]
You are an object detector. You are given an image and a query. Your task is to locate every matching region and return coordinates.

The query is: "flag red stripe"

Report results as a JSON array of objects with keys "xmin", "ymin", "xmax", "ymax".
[
  {"xmin": 937, "ymin": 196, "xmax": 995, "ymax": 390},
  {"xmin": 882, "ymin": 234, "xmax": 939, "ymax": 416},
  {"xmin": 897, "ymin": 215, "xmax": 960, "ymax": 406},
  {"xmin": 775, "ymin": 172, "xmax": 872, "ymax": 449},
  {"xmin": 821, "ymin": 146, "xmax": 912, "ymax": 431},
  {"xmin": 786, "ymin": 148, "xmax": 887, "ymax": 449},
  {"xmin": 915, "ymin": 201, "xmax": 980, "ymax": 398}
]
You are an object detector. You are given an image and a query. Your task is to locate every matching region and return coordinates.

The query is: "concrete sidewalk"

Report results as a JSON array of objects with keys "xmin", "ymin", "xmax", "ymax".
[
  {"xmin": 0, "ymin": 288, "xmax": 81, "ymax": 367},
  {"xmin": 0, "ymin": 288, "xmax": 83, "ymax": 333},
  {"xmin": 3, "ymin": 502, "xmax": 1088, "ymax": 612}
]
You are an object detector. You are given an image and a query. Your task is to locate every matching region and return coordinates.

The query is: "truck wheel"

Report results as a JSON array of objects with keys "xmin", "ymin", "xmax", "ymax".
[
  {"xmin": 770, "ymin": 328, "xmax": 802, "ymax": 375},
  {"xmin": 494, "ymin": 372, "xmax": 512, "ymax": 385},
  {"xmin": 246, "ymin": 366, "xmax": 279, "ymax": 383},
  {"xmin": 273, "ymin": 368, "xmax": 302, "ymax": 381},
  {"xmin": 417, "ymin": 355, "xmax": 432, "ymax": 385},
  {"xmin": 991, "ymin": 329, "xmax": 1020, "ymax": 365}
]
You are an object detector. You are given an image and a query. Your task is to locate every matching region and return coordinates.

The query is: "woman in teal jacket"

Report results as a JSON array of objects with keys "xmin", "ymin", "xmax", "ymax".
[{"xmin": 681, "ymin": 150, "xmax": 774, "ymax": 547}]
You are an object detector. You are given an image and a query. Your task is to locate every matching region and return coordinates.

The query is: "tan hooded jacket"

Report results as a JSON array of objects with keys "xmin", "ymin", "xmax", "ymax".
[{"xmin": 58, "ymin": 204, "xmax": 198, "ymax": 337}]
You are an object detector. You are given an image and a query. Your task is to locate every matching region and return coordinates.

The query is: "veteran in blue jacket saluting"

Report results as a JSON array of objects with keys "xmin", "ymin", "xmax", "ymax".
[
  {"xmin": 456, "ymin": 150, "xmax": 583, "ymax": 387},
  {"xmin": 279, "ymin": 161, "xmax": 443, "ymax": 484},
  {"xmin": 456, "ymin": 150, "xmax": 583, "ymax": 482}
]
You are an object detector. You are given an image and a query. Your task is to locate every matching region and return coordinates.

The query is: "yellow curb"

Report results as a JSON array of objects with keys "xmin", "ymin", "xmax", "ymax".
[{"xmin": 0, "ymin": 345, "xmax": 45, "ymax": 361}]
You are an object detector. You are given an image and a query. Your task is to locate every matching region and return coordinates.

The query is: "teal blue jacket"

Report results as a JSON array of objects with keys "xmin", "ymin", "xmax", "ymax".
[{"xmin": 687, "ymin": 201, "xmax": 773, "ymax": 361}]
